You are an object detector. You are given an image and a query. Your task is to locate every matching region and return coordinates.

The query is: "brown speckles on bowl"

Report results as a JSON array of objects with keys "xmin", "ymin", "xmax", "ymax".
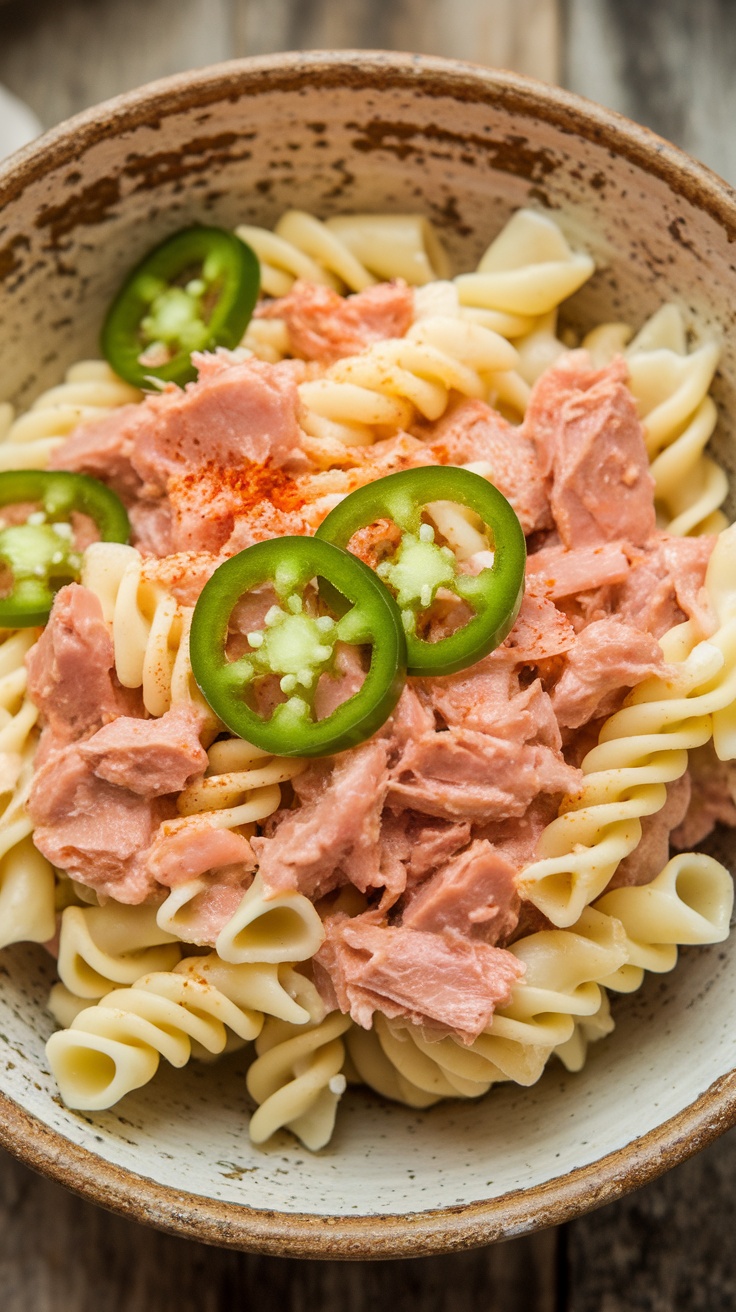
[{"xmin": 1, "ymin": 51, "xmax": 736, "ymax": 1258}]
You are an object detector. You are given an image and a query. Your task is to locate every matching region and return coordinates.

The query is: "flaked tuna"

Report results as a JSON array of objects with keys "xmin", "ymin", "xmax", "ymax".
[
  {"xmin": 376, "ymin": 811, "xmax": 472, "ymax": 908},
  {"xmin": 314, "ymin": 914, "xmax": 524, "ymax": 1043},
  {"xmin": 524, "ymin": 354, "xmax": 656, "ymax": 548},
  {"xmin": 388, "ymin": 722, "xmax": 579, "ymax": 822},
  {"xmin": 418, "ymin": 397, "xmax": 550, "ymax": 534},
  {"xmin": 401, "ymin": 839, "xmax": 520, "ymax": 944},
  {"xmin": 146, "ymin": 820, "xmax": 256, "ymax": 888},
  {"xmin": 256, "ymin": 279, "xmax": 414, "ymax": 363},
  {"xmin": 129, "ymin": 355, "xmax": 306, "ymax": 492},
  {"xmin": 28, "ymin": 745, "xmax": 174, "ymax": 903},
  {"xmin": 78, "ymin": 704, "xmax": 208, "ymax": 797},
  {"xmin": 426, "ymin": 661, "xmax": 563, "ymax": 751},
  {"xmin": 253, "ymin": 741, "xmax": 389, "ymax": 900},
  {"xmin": 527, "ymin": 540, "xmax": 631, "ymax": 600},
  {"xmin": 26, "ymin": 584, "xmax": 138, "ymax": 747},
  {"xmin": 616, "ymin": 533, "xmax": 716, "ymax": 639},
  {"xmin": 498, "ymin": 586, "xmax": 575, "ymax": 663},
  {"xmin": 549, "ymin": 617, "xmax": 664, "ymax": 729},
  {"xmin": 48, "ymin": 404, "xmax": 143, "ymax": 499}
]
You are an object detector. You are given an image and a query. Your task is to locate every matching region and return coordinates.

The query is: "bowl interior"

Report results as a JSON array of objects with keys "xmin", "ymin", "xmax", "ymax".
[{"xmin": 1, "ymin": 54, "xmax": 735, "ymax": 1256}]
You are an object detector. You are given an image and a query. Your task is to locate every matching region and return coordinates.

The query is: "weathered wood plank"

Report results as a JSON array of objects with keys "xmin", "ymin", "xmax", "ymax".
[
  {"xmin": 563, "ymin": 0, "xmax": 736, "ymax": 184},
  {"xmin": 565, "ymin": 1128, "xmax": 736, "ymax": 1311},
  {"xmin": 0, "ymin": 0, "xmax": 232, "ymax": 129},
  {"xmin": 234, "ymin": 0, "xmax": 561, "ymax": 83},
  {"xmin": 0, "ymin": 1147, "xmax": 558, "ymax": 1312}
]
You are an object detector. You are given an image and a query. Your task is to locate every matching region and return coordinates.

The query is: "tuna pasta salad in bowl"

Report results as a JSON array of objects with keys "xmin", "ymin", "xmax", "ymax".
[{"xmin": 1, "ymin": 53, "xmax": 736, "ymax": 1256}]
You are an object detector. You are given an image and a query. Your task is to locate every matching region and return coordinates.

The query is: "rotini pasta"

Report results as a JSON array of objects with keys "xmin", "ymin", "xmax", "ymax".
[
  {"xmin": 519, "ymin": 526, "xmax": 736, "ymax": 927},
  {"xmin": 45, "ymin": 953, "xmax": 318, "ymax": 1111},
  {"xmin": 55, "ymin": 902, "xmax": 182, "ymax": 1000},
  {"xmin": 81, "ymin": 542, "xmax": 213, "ymax": 721},
  {"xmin": 0, "ymin": 361, "xmax": 140, "ymax": 473},
  {"xmin": 246, "ymin": 1009, "xmax": 352, "ymax": 1149}
]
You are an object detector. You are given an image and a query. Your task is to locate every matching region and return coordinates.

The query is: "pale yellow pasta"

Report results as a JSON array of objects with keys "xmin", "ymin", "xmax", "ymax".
[
  {"xmin": 247, "ymin": 1009, "xmax": 351, "ymax": 1149},
  {"xmin": 0, "ymin": 629, "xmax": 55, "ymax": 948},
  {"xmin": 298, "ymin": 314, "xmax": 517, "ymax": 461},
  {"xmin": 45, "ymin": 953, "xmax": 316, "ymax": 1111},
  {"xmin": 519, "ymin": 526, "xmax": 736, "ymax": 927},
  {"xmin": 0, "ymin": 361, "xmax": 139, "ymax": 472},
  {"xmin": 455, "ymin": 209, "xmax": 595, "ymax": 317},
  {"xmin": 214, "ymin": 872, "xmax": 324, "ymax": 966},
  {"xmin": 554, "ymin": 991, "xmax": 615, "ymax": 1074},
  {"xmin": 626, "ymin": 305, "xmax": 725, "ymax": 535},
  {"xmin": 55, "ymin": 902, "xmax": 182, "ymax": 1000},
  {"xmin": 324, "ymin": 213, "xmax": 451, "ymax": 286},
  {"xmin": 595, "ymin": 851, "xmax": 733, "ymax": 992},
  {"xmin": 81, "ymin": 543, "xmax": 212, "ymax": 721}
]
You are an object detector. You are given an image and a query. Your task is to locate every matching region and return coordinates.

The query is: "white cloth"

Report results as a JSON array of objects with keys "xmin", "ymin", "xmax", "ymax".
[{"xmin": 0, "ymin": 84, "xmax": 42, "ymax": 160}]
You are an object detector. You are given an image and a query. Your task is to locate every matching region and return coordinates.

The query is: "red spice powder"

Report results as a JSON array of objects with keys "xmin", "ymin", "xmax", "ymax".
[{"xmin": 169, "ymin": 460, "xmax": 307, "ymax": 516}]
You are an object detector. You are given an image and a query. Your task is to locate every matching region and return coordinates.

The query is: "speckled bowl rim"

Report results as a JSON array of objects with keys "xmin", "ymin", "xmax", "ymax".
[{"xmin": 2, "ymin": 51, "xmax": 736, "ymax": 1259}]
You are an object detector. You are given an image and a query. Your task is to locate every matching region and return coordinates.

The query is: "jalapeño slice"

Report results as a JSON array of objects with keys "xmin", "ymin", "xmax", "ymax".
[
  {"xmin": 316, "ymin": 466, "xmax": 526, "ymax": 676},
  {"xmin": 101, "ymin": 226, "xmax": 260, "ymax": 389},
  {"xmin": 0, "ymin": 470, "xmax": 130, "ymax": 627},
  {"xmin": 189, "ymin": 536, "xmax": 407, "ymax": 758}
]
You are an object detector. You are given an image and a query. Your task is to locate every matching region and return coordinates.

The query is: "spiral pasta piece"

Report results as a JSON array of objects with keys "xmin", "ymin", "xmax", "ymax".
[
  {"xmin": 81, "ymin": 543, "xmax": 213, "ymax": 721},
  {"xmin": 45, "ymin": 952, "xmax": 316, "ymax": 1111},
  {"xmin": 554, "ymin": 990, "xmax": 615, "ymax": 1074},
  {"xmin": 520, "ymin": 527, "xmax": 736, "ymax": 926},
  {"xmin": 455, "ymin": 209, "xmax": 595, "ymax": 317},
  {"xmin": 624, "ymin": 305, "xmax": 724, "ymax": 535},
  {"xmin": 595, "ymin": 851, "xmax": 734, "ymax": 991},
  {"xmin": 247, "ymin": 1009, "xmax": 351, "ymax": 1149},
  {"xmin": 0, "ymin": 361, "xmax": 140, "ymax": 472},
  {"xmin": 214, "ymin": 872, "xmax": 324, "ymax": 966},
  {"xmin": 55, "ymin": 902, "xmax": 182, "ymax": 1000},
  {"xmin": 0, "ymin": 629, "xmax": 56, "ymax": 948},
  {"xmin": 298, "ymin": 314, "xmax": 518, "ymax": 458}
]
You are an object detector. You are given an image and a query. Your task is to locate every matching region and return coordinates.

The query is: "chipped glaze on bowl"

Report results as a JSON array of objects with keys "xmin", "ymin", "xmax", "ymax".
[{"xmin": 1, "ymin": 52, "xmax": 736, "ymax": 1259}]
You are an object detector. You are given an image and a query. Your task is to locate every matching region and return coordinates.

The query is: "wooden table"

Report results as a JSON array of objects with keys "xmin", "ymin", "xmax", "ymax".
[{"xmin": 1, "ymin": 1, "xmax": 735, "ymax": 1306}]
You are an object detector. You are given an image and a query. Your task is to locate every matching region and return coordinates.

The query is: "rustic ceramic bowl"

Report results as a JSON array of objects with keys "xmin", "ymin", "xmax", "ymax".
[{"xmin": 1, "ymin": 52, "xmax": 735, "ymax": 1259}]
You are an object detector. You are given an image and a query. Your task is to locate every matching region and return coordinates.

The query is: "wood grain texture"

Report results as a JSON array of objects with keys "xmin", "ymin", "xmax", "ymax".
[
  {"xmin": 0, "ymin": 1146, "xmax": 558, "ymax": 1312},
  {"xmin": 0, "ymin": 0, "xmax": 232, "ymax": 128},
  {"xmin": 234, "ymin": 0, "xmax": 560, "ymax": 82},
  {"xmin": 565, "ymin": 1128, "xmax": 736, "ymax": 1312},
  {"xmin": 563, "ymin": 0, "xmax": 736, "ymax": 185}
]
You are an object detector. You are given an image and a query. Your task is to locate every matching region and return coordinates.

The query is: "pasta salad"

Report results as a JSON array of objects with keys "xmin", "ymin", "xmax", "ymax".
[{"xmin": 0, "ymin": 207, "xmax": 734, "ymax": 1150}]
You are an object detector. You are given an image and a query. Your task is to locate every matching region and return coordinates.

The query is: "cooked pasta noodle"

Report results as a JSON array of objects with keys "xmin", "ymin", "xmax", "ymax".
[
  {"xmin": 298, "ymin": 315, "xmax": 517, "ymax": 459},
  {"xmin": 214, "ymin": 872, "xmax": 324, "ymax": 965},
  {"xmin": 45, "ymin": 953, "xmax": 316, "ymax": 1110},
  {"xmin": 81, "ymin": 543, "xmax": 212, "ymax": 720},
  {"xmin": 554, "ymin": 990, "xmax": 615, "ymax": 1074},
  {"xmin": 246, "ymin": 1008, "xmax": 351, "ymax": 1149},
  {"xmin": 454, "ymin": 209, "xmax": 595, "ymax": 318},
  {"xmin": 0, "ymin": 629, "xmax": 55, "ymax": 948},
  {"xmin": 55, "ymin": 902, "xmax": 182, "ymax": 999},
  {"xmin": 0, "ymin": 361, "xmax": 139, "ymax": 472},
  {"xmin": 595, "ymin": 851, "xmax": 733, "ymax": 991},
  {"xmin": 520, "ymin": 527, "xmax": 736, "ymax": 927}
]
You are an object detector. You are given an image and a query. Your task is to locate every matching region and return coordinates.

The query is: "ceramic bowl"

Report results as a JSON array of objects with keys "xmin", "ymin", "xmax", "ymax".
[{"xmin": 1, "ymin": 52, "xmax": 735, "ymax": 1259}]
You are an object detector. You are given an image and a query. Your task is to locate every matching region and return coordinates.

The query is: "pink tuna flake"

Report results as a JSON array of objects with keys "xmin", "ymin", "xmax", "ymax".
[
  {"xmin": 256, "ymin": 279, "xmax": 414, "ymax": 364},
  {"xmin": 524, "ymin": 354, "xmax": 656, "ymax": 548},
  {"xmin": 315, "ymin": 914, "xmax": 524, "ymax": 1043}
]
